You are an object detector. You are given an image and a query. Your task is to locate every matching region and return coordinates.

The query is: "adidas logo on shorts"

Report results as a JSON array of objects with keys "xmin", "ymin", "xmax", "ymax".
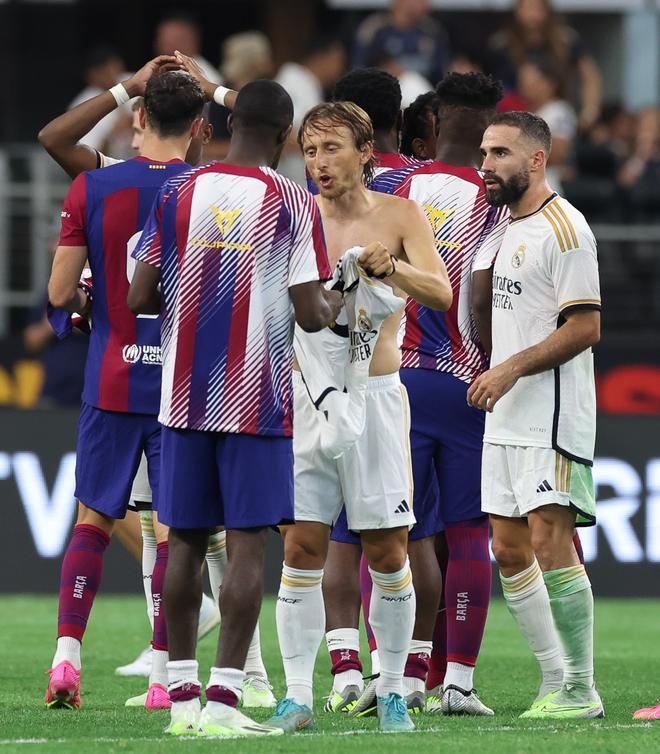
[
  {"xmin": 536, "ymin": 480, "xmax": 553, "ymax": 493},
  {"xmin": 395, "ymin": 500, "xmax": 410, "ymax": 514}
]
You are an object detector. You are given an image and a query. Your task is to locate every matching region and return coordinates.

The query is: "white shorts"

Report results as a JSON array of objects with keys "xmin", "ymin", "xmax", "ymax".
[
  {"xmin": 293, "ymin": 371, "xmax": 415, "ymax": 532},
  {"xmin": 481, "ymin": 443, "xmax": 596, "ymax": 525},
  {"xmin": 130, "ymin": 453, "xmax": 152, "ymax": 505}
]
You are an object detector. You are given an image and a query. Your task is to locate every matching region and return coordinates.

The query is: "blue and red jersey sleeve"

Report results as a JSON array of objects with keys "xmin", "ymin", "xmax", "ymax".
[{"xmin": 132, "ymin": 185, "xmax": 166, "ymax": 268}]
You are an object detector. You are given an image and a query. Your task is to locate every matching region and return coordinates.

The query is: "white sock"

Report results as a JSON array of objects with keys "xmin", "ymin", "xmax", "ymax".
[
  {"xmin": 205, "ymin": 530, "xmax": 227, "ymax": 605},
  {"xmin": 276, "ymin": 564, "xmax": 325, "ymax": 709},
  {"xmin": 326, "ymin": 628, "xmax": 364, "ymax": 693},
  {"xmin": 244, "ymin": 622, "xmax": 268, "ymax": 678},
  {"xmin": 53, "ymin": 636, "xmax": 81, "ymax": 670},
  {"xmin": 368, "ymin": 560, "xmax": 416, "ymax": 699},
  {"xmin": 500, "ymin": 560, "xmax": 563, "ymax": 693},
  {"xmin": 444, "ymin": 661, "xmax": 474, "ymax": 691},
  {"xmin": 370, "ymin": 649, "xmax": 380, "ymax": 676},
  {"xmin": 150, "ymin": 648, "xmax": 169, "ymax": 688},
  {"xmin": 167, "ymin": 659, "xmax": 199, "ymax": 692},
  {"xmin": 139, "ymin": 510, "xmax": 157, "ymax": 630}
]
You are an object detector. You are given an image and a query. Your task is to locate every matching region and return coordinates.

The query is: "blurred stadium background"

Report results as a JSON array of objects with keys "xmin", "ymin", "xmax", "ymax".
[{"xmin": 0, "ymin": 0, "xmax": 658, "ymax": 600}]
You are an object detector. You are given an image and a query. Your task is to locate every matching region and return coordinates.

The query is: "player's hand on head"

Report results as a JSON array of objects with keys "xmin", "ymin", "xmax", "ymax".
[
  {"xmin": 125, "ymin": 55, "xmax": 181, "ymax": 97},
  {"xmin": 174, "ymin": 50, "xmax": 215, "ymax": 100},
  {"xmin": 467, "ymin": 362, "xmax": 518, "ymax": 412},
  {"xmin": 359, "ymin": 242, "xmax": 395, "ymax": 279}
]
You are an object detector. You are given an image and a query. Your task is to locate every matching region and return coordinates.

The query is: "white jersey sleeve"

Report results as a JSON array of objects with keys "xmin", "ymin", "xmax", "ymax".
[
  {"xmin": 96, "ymin": 151, "xmax": 123, "ymax": 169},
  {"xmin": 549, "ymin": 228, "xmax": 601, "ymax": 315},
  {"xmin": 285, "ymin": 185, "xmax": 331, "ymax": 288}
]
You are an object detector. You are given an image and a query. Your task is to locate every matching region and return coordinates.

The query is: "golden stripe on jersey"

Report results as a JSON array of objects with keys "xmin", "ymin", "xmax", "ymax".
[
  {"xmin": 559, "ymin": 298, "xmax": 602, "ymax": 311},
  {"xmin": 555, "ymin": 453, "xmax": 573, "ymax": 493},
  {"xmin": 542, "ymin": 199, "xmax": 580, "ymax": 253}
]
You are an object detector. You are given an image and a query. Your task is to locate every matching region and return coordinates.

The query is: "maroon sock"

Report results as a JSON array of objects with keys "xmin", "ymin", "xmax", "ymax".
[
  {"xmin": 206, "ymin": 685, "xmax": 239, "ymax": 708},
  {"xmin": 427, "ymin": 603, "xmax": 448, "ymax": 689},
  {"xmin": 151, "ymin": 541, "xmax": 168, "ymax": 651},
  {"xmin": 330, "ymin": 647, "xmax": 362, "ymax": 678},
  {"xmin": 359, "ymin": 555, "xmax": 377, "ymax": 654},
  {"xmin": 405, "ymin": 651, "xmax": 430, "ymax": 682},
  {"xmin": 169, "ymin": 683, "xmax": 201, "ymax": 703},
  {"xmin": 444, "ymin": 518, "xmax": 491, "ymax": 667},
  {"xmin": 57, "ymin": 523, "xmax": 110, "ymax": 640},
  {"xmin": 573, "ymin": 532, "xmax": 585, "ymax": 564}
]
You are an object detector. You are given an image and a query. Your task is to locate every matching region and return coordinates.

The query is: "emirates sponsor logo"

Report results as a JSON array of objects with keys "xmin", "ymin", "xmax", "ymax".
[{"xmin": 122, "ymin": 344, "xmax": 161, "ymax": 365}]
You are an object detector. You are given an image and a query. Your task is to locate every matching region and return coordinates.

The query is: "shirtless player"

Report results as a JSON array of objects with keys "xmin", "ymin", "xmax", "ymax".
[{"xmin": 268, "ymin": 101, "xmax": 452, "ymax": 734}]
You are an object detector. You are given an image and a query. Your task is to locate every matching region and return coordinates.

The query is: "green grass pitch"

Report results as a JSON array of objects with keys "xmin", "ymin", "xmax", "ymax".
[{"xmin": 1, "ymin": 595, "xmax": 660, "ymax": 753}]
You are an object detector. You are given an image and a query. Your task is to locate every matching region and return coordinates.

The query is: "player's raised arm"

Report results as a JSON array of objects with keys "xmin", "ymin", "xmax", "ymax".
[
  {"xmin": 38, "ymin": 55, "xmax": 180, "ymax": 178},
  {"xmin": 359, "ymin": 200, "xmax": 453, "ymax": 311},
  {"xmin": 174, "ymin": 50, "xmax": 238, "ymax": 111}
]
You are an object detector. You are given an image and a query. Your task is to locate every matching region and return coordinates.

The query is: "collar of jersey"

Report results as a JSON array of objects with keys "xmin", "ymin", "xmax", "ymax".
[{"xmin": 509, "ymin": 192, "xmax": 558, "ymax": 224}]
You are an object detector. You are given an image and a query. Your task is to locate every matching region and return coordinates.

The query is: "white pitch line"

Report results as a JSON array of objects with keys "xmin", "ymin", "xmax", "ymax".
[{"xmin": 0, "ymin": 723, "xmax": 655, "ymax": 745}]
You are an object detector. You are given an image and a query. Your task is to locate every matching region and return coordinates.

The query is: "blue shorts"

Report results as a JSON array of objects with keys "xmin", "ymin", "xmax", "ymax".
[
  {"xmin": 330, "ymin": 506, "xmax": 360, "ymax": 546},
  {"xmin": 75, "ymin": 402, "xmax": 161, "ymax": 519},
  {"xmin": 158, "ymin": 426, "xmax": 295, "ymax": 530},
  {"xmin": 401, "ymin": 368, "xmax": 485, "ymax": 540}
]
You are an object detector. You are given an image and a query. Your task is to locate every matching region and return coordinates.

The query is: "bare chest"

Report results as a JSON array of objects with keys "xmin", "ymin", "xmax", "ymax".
[{"xmin": 322, "ymin": 215, "xmax": 404, "ymax": 266}]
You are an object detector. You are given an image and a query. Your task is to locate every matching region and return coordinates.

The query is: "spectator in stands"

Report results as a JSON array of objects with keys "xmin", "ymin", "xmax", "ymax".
[
  {"xmin": 366, "ymin": 43, "xmax": 433, "ymax": 108},
  {"xmin": 488, "ymin": 0, "xmax": 601, "ymax": 130},
  {"xmin": 206, "ymin": 32, "xmax": 274, "ymax": 160},
  {"xmin": 68, "ymin": 46, "xmax": 131, "ymax": 154},
  {"xmin": 276, "ymin": 35, "xmax": 346, "ymax": 182},
  {"xmin": 618, "ymin": 107, "xmax": 660, "ymax": 222},
  {"xmin": 518, "ymin": 57, "xmax": 577, "ymax": 194},
  {"xmin": 353, "ymin": 0, "xmax": 450, "ymax": 85},
  {"xmin": 153, "ymin": 10, "xmax": 219, "ymax": 84}
]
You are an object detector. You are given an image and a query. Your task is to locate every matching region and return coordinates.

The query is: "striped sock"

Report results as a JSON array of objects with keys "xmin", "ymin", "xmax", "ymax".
[
  {"xmin": 544, "ymin": 565, "xmax": 594, "ymax": 690},
  {"xmin": 276, "ymin": 564, "xmax": 324, "ymax": 708},
  {"xmin": 500, "ymin": 561, "xmax": 563, "ymax": 696},
  {"xmin": 368, "ymin": 560, "xmax": 416, "ymax": 698}
]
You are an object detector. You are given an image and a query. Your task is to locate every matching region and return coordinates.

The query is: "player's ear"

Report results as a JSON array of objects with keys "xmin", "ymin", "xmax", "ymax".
[
  {"xmin": 531, "ymin": 147, "xmax": 547, "ymax": 173},
  {"xmin": 202, "ymin": 122, "xmax": 214, "ymax": 145},
  {"xmin": 277, "ymin": 124, "xmax": 292, "ymax": 146},
  {"xmin": 138, "ymin": 107, "xmax": 147, "ymax": 130},
  {"xmin": 396, "ymin": 109, "xmax": 404, "ymax": 135},
  {"xmin": 360, "ymin": 139, "xmax": 373, "ymax": 165},
  {"xmin": 412, "ymin": 137, "xmax": 427, "ymax": 160},
  {"xmin": 227, "ymin": 113, "xmax": 234, "ymax": 135},
  {"xmin": 190, "ymin": 116, "xmax": 203, "ymax": 139}
]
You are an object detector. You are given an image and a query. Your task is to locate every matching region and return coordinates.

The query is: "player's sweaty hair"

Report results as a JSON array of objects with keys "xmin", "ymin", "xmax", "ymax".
[
  {"xmin": 144, "ymin": 71, "xmax": 204, "ymax": 138},
  {"xmin": 489, "ymin": 110, "xmax": 552, "ymax": 156},
  {"xmin": 435, "ymin": 72, "xmax": 503, "ymax": 115},
  {"xmin": 298, "ymin": 101, "xmax": 375, "ymax": 186}
]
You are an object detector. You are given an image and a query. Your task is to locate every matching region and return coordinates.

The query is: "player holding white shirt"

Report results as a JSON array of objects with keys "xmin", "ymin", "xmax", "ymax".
[{"xmin": 468, "ymin": 111, "xmax": 603, "ymax": 719}]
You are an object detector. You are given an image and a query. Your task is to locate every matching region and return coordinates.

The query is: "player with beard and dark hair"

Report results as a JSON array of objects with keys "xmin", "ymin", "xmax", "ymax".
[{"xmin": 469, "ymin": 110, "xmax": 603, "ymax": 719}]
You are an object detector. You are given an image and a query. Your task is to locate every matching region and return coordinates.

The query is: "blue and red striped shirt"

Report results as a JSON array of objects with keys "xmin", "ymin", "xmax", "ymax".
[
  {"xmin": 372, "ymin": 161, "xmax": 508, "ymax": 383},
  {"xmin": 133, "ymin": 162, "xmax": 331, "ymax": 436},
  {"xmin": 58, "ymin": 156, "xmax": 189, "ymax": 413}
]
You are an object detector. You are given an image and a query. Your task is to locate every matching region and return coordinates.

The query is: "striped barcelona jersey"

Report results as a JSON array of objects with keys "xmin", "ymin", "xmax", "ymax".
[
  {"xmin": 372, "ymin": 161, "xmax": 509, "ymax": 383},
  {"xmin": 306, "ymin": 149, "xmax": 422, "ymax": 194},
  {"xmin": 133, "ymin": 163, "xmax": 331, "ymax": 436},
  {"xmin": 59, "ymin": 156, "xmax": 190, "ymax": 413}
]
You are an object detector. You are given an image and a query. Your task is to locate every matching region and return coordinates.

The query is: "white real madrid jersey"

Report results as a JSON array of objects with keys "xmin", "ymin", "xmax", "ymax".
[{"xmin": 483, "ymin": 194, "xmax": 601, "ymax": 464}]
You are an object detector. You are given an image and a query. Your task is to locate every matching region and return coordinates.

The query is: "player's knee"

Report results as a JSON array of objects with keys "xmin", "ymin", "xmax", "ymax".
[
  {"xmin": 365, "ymin": 543, "xmax": 407, "ymax": 574},
  {"xmin": 76, "ymin": 502, "xmax": 115, "ymax": 535},
  {"xmin": 491, "ymin": 538, "xmax": 530, "ymax": 572},
  {"xmin": 284, "ymin": 536, "xmax": 325, "ymax": 571}
]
